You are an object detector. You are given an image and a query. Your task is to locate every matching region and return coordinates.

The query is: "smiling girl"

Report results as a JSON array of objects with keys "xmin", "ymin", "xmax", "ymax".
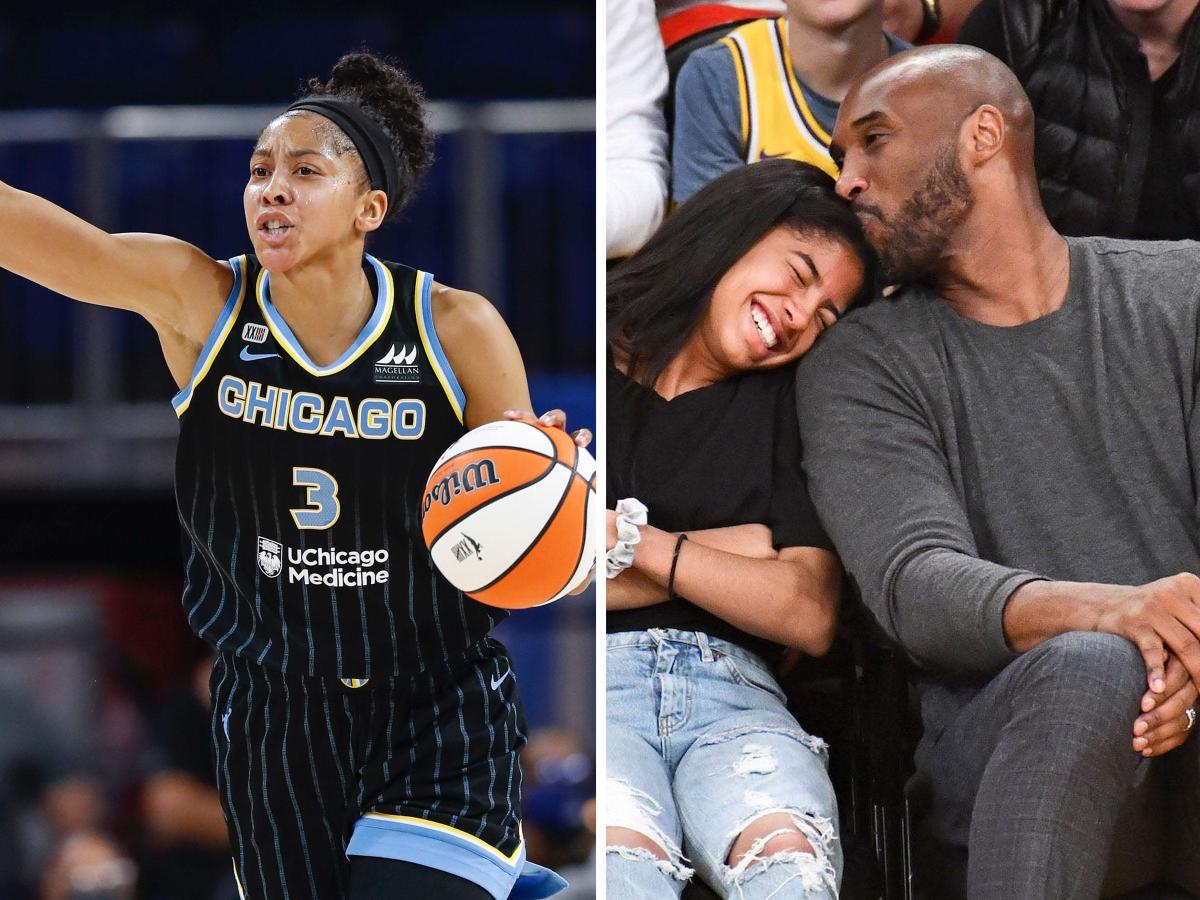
[
  {"xmin": 605, "ymin": 159, "xmax": 877, "ymax": 899},
  {"xmin": 0, "ymin": 52, "xmax": 577, "ymax": 900}
]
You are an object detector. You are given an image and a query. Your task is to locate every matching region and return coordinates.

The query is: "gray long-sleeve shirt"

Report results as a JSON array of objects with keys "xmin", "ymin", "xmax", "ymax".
[{"xmin": 795, "ymin": 236, "xmax": 1200, "ymax": 681}]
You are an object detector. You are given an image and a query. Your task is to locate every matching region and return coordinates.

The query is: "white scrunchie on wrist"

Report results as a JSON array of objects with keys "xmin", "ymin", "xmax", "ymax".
[{"xmin": 606, "ymin": 497, "xmax": 648, "ymax": 579}]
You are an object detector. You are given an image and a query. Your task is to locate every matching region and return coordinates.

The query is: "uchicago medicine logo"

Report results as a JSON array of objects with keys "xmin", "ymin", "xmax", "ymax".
[{"xmin": 256, "ymin": 535, "xmax": 390, "ymax": 587}]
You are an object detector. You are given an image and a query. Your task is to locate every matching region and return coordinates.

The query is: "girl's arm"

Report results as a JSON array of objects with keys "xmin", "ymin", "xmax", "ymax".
[
  {"xmin": 621, "ymin": 522, "xmax": 841, "ymax": 655},
  {"xmin": 605, "ymin": 522, "xmax": 782, "ymax": 610},
  {"xmin": 0, "ymin": 181, "xmax": 231, "ymax": 351}
]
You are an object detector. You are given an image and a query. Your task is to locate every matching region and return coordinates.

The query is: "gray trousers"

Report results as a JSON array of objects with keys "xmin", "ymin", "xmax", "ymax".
[{"xmin": 911, "ymin": 631, "xmax": 1200, "ymax": 899}]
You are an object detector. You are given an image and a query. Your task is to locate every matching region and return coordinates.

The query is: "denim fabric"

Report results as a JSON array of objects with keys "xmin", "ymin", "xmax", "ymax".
[{"xmin": 606, "ymin": 628, "xmax": 840, "ymax": 899}]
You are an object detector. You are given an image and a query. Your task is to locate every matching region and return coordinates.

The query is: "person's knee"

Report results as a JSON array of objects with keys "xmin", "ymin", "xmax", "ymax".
[
  {"xmin": 722, "ymin": 811, "xmax": 837, "ymax": 894},
  {"xmin": 1008, "ymin": 631, "xmax": 1146, "ymax": 773},
  {"xmin": 726, "ymin": 812, "xmax": 816, "ymax": 866},
  {"xmin": 1020, "ymin": 631, "xmax": 1145, "ymax": 707},
  {"xmin": 604, "ymin": 778, "xmax": 694, "ymax": 882},
  {"xmin": 1035, "ymin": 631, "xmax": 1143, "ymax": 676},
  {"xmin": 607, "ymin": 827, "xmax": 668, "ymax": 860}
]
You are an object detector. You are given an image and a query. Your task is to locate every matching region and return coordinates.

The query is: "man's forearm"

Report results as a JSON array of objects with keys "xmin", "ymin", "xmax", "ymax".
[{"xmin": 1002, "ymin": 579, "xmax": 1133, "ymax": 652}]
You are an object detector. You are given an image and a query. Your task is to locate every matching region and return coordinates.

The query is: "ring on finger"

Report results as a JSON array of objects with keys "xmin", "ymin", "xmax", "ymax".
[{"xmin": 1187, "ymin": 707, "xmax": 1197, "ymax": 731}]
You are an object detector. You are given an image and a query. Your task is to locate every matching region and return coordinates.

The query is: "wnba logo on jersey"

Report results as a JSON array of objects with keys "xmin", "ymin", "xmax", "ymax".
[
  {"xmin": 258, "ymin": 536, "xmax": 283, "ymax": 578},
  {"xmin": 422, "ymin": 460, "xmax": 501, "ymax": 513},
  {"xmin": 374, "ymin": 344, "xmax": 421, "ymax": 384}
]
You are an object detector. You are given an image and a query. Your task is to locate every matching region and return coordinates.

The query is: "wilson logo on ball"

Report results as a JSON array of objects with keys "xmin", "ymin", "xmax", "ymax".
[{"xmin": 422, "ymin": 459, "xmax": 502, "ymax": 512}]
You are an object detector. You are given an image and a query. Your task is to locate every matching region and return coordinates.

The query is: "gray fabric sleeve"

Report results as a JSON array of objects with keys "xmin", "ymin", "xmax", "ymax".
[
  {"xmin": 794, "ymin": 324, "xmax": 1043, "ymax": 673},
  {"xmin": 670, "ymin": 43, "xmax": 746, "ymax": 203}
]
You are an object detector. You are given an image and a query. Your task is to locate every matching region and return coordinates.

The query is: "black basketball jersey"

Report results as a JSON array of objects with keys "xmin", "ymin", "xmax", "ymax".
[{"xmin": 173, "ymin": 253, "xmax": 506, "ymax": 677}]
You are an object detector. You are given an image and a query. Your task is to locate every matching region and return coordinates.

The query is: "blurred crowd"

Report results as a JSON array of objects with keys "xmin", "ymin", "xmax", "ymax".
[{"xmin": 0, "ymin": 581, "xmax": 595, "ymax": 900}]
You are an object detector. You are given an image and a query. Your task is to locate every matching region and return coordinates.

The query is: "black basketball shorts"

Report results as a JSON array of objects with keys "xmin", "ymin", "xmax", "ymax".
[{"xmin": 209, "ymin": 637, "xmax": 537, "ymax": 900}]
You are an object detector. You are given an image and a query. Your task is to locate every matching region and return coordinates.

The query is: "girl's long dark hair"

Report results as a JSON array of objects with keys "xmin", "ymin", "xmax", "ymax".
[{"xmin": 607, "ymin": 159, "xmax": 879, "ymax": 390}]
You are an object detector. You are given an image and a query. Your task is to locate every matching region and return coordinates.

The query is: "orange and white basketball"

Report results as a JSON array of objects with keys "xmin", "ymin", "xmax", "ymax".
[{"xmin": 421, "ymin": 419, "xmax": 596, "ymax": 608}]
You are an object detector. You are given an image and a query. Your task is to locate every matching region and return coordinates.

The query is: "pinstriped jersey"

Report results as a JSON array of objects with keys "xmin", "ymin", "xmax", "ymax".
[
  {"xmin": 719, "ymin": 17, "xmax": 839, "ymax": 177},
  {"xmin": 173, "ymin": 253, "xmax": 505, "ymax": 677}
]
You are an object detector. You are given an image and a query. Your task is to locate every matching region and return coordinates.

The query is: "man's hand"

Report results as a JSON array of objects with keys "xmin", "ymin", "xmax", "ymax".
[
  {"xmin": 1094, "ymin": 572, "xmax": 1200, "ymax": 695},
  {"xmin": 1132, "ymin": 653, "xmax": 1198, "ymax": 756}
]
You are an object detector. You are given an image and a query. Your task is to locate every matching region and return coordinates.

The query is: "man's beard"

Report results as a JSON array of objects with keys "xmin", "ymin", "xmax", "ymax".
[{"xmin": 857, "ymin": 147, "xmax": 973, "ymax": 284}]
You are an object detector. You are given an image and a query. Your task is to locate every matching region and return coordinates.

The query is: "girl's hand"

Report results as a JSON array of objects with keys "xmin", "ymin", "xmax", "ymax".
[{"xmin": 504, "ymin": 408, "xmax": 592, "ymax": 448}]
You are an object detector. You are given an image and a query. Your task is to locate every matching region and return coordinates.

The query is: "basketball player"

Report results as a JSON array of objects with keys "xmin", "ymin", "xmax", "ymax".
[{"xmin": 0, "ymin": 52, "xmax": 588, "ymax": 900}]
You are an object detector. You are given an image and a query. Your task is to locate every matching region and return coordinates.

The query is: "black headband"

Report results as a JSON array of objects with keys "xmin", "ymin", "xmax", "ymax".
[{"xmin": 286, "ymin": 96, "xmax": 400, "ymax": 212}]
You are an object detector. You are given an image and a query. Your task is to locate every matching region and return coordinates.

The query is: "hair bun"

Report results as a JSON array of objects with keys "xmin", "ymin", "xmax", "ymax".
[
  {"xmin": 305, "ymin": 51, "xmax": 433, "ymax": 221},
  {"xmin": 325, "ymin": 52, "xmax": 392, "ymax": 94}
]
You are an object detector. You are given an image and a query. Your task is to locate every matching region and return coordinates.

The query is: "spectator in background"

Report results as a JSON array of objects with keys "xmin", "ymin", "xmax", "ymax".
[
  {"xmin": 40, "ymin": 832, "xmax": 135, "ymax": 900},
  {"xmin": 671, "ymin": 0, "xmax": 909, "ymax": 203},
  {"xmin": 959, "ymin": 0, "xmax": 1200, "ymax": 240},
  {"xmin": 519, "ymin": 729, "xmax": 595, "ymax": 899},
  {"xmin": 656, "ymin": 0, "xmax": 955, "ymax": 44},
  {"xmin": 0, "ymin": 689, "xmax": 106, "ymax": 898},
  {"xmin": 138, "ymin": 655, "xmax": 234, "ymax": 900},
  {"xmin": 607, "ymin": 0, "xmax": 671, "ymax": 259}
]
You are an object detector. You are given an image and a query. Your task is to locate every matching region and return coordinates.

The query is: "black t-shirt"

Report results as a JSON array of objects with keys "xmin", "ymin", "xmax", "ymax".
[{"xmin": 606, "ymin": 355, "xmax": 833, "ymax": 659}]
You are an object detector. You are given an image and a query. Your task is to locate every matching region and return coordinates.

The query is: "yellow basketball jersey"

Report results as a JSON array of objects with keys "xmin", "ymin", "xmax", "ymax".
[{"xmin": 719, "ymin": 18, "xmax": 840, "ymax": 179}]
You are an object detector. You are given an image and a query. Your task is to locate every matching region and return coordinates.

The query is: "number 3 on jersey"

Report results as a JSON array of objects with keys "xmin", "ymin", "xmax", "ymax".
[{"xmin": 291, "ymin": 467, "xmax": 341, "ymax": 529}]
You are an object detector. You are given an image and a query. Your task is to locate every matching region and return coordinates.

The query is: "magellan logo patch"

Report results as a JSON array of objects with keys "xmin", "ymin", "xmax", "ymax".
[
  {"xmin": 374, "ymin": 344, "xmax": 420, "ymax": 384},
  {"xmin": 242, "ymin": 323, "xmax": 269, "ymax": 344},
  {"xmin": 257, "ymin": 536, "xmax": 283, "ymax": 578}
]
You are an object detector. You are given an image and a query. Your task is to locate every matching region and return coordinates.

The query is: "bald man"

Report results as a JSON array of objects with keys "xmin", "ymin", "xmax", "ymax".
[{"xmin": 795, "ymin": 45, "xmax": 1200, "ymax": 898}]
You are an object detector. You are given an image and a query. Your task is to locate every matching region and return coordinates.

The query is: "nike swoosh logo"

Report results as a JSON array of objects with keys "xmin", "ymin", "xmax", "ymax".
[
  {"xmin": 490, "ymin": 669, "xmax": 511, "ymax": 690},
  {"xmin": 240, "ymin": 345, "xmax": 281, "ymax": 362},
  {"xmin": 758, "ymin": 150, "xmax": 788, "ymax": 160}
]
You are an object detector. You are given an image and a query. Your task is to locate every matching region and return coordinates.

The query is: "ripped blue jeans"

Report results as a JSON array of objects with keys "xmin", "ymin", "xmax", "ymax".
[{"xmin": 606, "ymin": 629, "xmax": 840, "ymax": 899}]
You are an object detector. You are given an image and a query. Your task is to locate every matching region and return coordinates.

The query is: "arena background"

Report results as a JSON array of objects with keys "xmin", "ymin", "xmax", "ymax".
[{"xmin": 0, "ymin": 3, "xmax": 596, "ymax": 898}]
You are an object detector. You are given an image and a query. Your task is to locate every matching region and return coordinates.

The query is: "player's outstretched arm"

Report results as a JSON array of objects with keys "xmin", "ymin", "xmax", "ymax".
[{"xmin": 0, "ymin": 180, "xmax": 230, "ymax": 342}]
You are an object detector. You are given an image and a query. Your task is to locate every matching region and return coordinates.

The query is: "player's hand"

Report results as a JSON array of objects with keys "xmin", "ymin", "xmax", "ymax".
[
  {"xmin": 1132, "ymin": 653, "xmax": 1199, "ymax": 756},
  {"xmin": 1095, "ymin": 572, "xmax": 1200, "ymax": 695},
  {"xmin": 568, "ymin": 564, "xmax": 596, "ymax": 595},
  {"xmin": 504, "ymin": 408, "xmax": 592, "ymax": 448}
]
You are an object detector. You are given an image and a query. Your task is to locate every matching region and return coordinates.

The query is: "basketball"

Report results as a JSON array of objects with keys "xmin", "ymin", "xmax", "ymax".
[{"xmin": 421, "ymin": 419, "xmax": 596, "ymax": 608}]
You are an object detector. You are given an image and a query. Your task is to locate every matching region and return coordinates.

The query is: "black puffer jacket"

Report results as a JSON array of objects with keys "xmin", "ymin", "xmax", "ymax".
[{"xmin": 960, "ymin": 0, "xmax": 1200, "ymax": 237}]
